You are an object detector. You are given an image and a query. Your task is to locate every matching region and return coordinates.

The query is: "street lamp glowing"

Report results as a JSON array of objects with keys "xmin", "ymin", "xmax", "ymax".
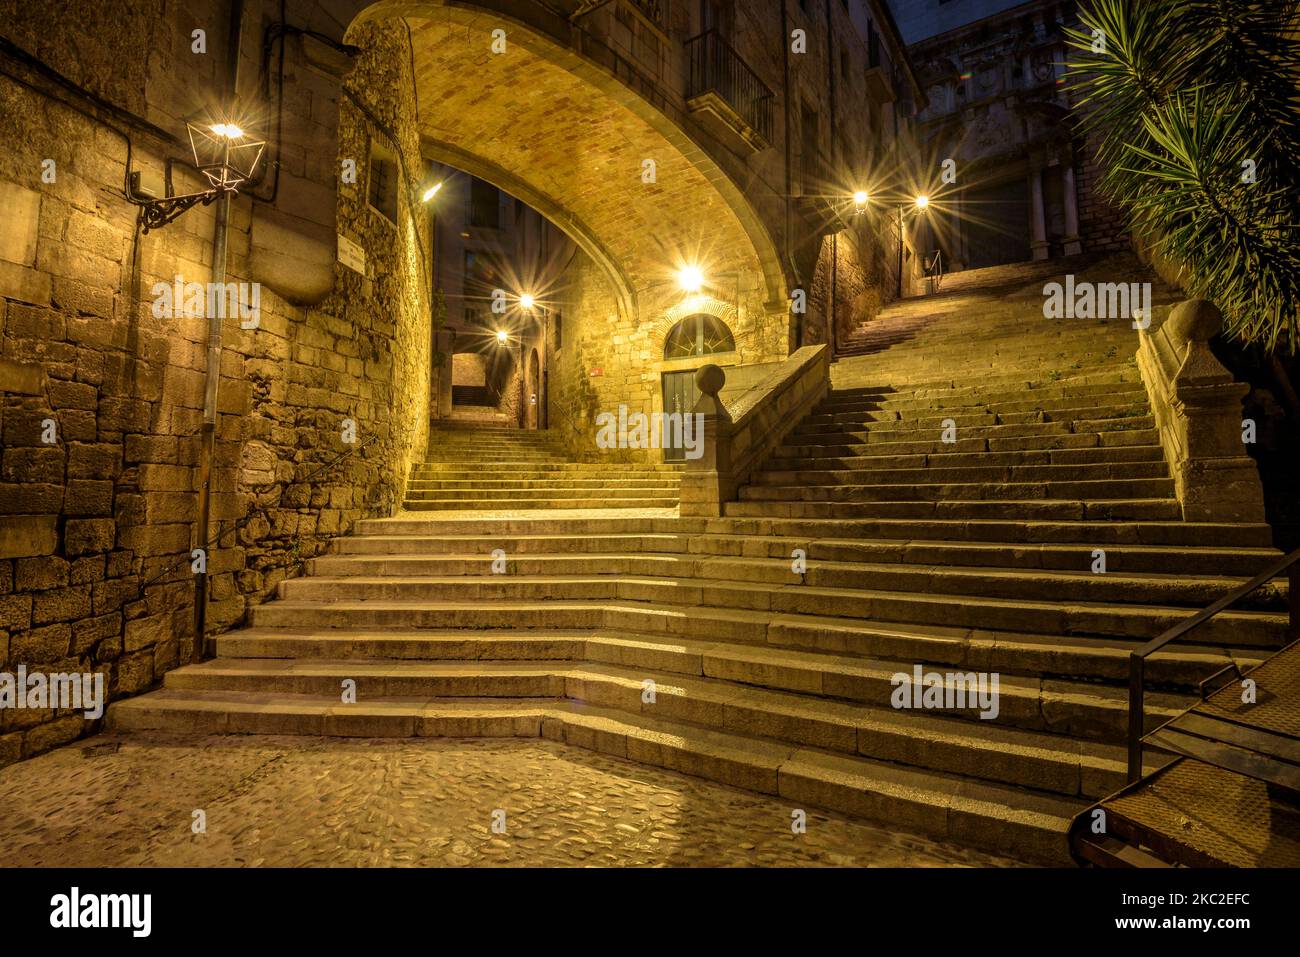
[
  {"xmin": 853, "ymin": 190, "xmax": 869, "ymax": 211},
  {"xmin": 914, "ymin": 194, "xmax": 930, "ymax": 210},
  {"xmin": 519, "ymin": 293, "xmax": 535, "ymax": 310},
  {"xmin": 209, "ymin": 123, "xmax": 245, "ymax": 140},
  {"xmin": 678, "ymin": 265, "xmax": 704, "ymax": 293},
  {"xmin": 421, "ymin": 181, "xmax": 443, "ymax": 203},
  {"xmin": 496, "ymin": 329, "xmax": 509, "ymax": 344}
]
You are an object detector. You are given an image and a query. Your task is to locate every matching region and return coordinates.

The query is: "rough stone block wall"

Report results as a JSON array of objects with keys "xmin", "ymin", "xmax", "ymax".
[
  {"xmin": 807, "ymin": 226, "xmax": 883, "ymax": 345},
  {"xmin": 1076, "ymin": 134, "xmax": 1131, "ymax": 255},
  {"xmin": 0, "ymin": 7, "xmax": 429, "ymax": 766}
]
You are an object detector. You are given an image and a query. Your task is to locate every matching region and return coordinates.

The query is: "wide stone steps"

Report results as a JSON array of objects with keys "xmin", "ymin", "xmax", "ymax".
[
  {"xmin": 253, "ymin": 582, "xmax": 1285, "ymax": 649},
  {"xmin": 327, "ymin": 531, "xmax": 1276, "ymax": 575},
  {"xmin": 300, "ymin": 555, "xmax": 1286, "ymax": 612},
  {"xmin": 820, "ymin": 385, "xmax": 1151, "ymax": 416},
  {"xmin": 713, "ymin": 516, "xmax": 1273, "ymax": 547},
  {"xmin": 774, "ymin": 429, "xmax": 1161, "ymax": 459},
  {"xmin": 790, "ymin": 417, "xmax": 1154, "ymax": 443},
  {"xmin": 768, "ymin": 445, "xmax": 1165, "ymax": 471},
  {"xmin": 739, "ymin": 477, "xmax": 1176, "ymax": 503},
  {"xmin": 405, "ymin": 478, "xmax": 680, "ymax": 491},
  {"xmin": 104, "ymin": 690, "xmax": 1084, "ymax": 863},
  {"xmin": 411, "ymin": 428, "xmax": 681, "ymax": 510},
  {"xmin": 752, "ymin": 462, "xmax": 1170, "ymax": 486},
  {"xmin": 405, "ymin": 496, "xmax": 678, "ymax": 511},
  {"xmin": 832, "ymin": 367, "xmax": 1142, "ymax": 396},
  {"xmin": 799, "ymin": 410, "xmax": 1149, "ymax": 434},
  {"xmin": 206, "ymin": 624, "xmax": 1257, "ymax": 693},
  {"xmin": 723, "ymin": 497, "xmax": 1183, "ymax": 521},
  {"xmin": 110, "ymin": 257, "xmax": 1281, "ymax": 865},
  {"xmin": 358, "ymin": 514, "xmax": 1273, "ymax": 547},
  {"xmin": 411, "ymin": 464, "xmax": 683, "ymax": 475},
  {"xmin": 828, "ymin": 379, "xmax": 1148, "ymax": 409},
  {"xmin": 148, "ymin": 656, "xmax": 1177, "ymax": 800}
]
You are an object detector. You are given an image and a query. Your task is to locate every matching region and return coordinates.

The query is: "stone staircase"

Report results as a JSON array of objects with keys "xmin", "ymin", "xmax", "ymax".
[
  {"xmin": 406, "ymin": 424, "xmax": 681, "ymax": 510},
  {"xmin": 108, "ymin": 257, "xmax": 1290, "ymax": 864}
]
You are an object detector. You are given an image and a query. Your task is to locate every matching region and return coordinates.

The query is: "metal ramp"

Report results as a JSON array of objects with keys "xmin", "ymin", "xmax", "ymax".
[{"xmin": 1072, "ymin": 639, "xmax": 1300, "ymax": 867}]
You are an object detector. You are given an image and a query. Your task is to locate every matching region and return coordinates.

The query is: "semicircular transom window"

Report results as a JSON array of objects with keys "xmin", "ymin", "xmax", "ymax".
[{"xmin": 663, "ymin": 314, "xmax": 736, "ymax": 360}]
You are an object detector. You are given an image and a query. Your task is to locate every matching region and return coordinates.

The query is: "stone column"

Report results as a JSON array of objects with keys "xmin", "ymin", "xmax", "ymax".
[
  {"xmin": 1062, "ymin": 163, "xmax": 1083, "ymax": 256},
  {"xmin": 1029, "ymin": 167, "xmax": 1049, "ymax": 260}
]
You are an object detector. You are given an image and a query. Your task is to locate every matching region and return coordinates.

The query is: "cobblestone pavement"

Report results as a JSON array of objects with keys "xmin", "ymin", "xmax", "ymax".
[{"xmin": 0, "ymin": 734, "xmax": 1025, "ymax": 867}]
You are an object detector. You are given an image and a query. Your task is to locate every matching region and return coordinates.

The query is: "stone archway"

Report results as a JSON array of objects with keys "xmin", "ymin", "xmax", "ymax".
[{"xmin": 348, "ymin": 1, "xmax": 787, "ymax": 329}]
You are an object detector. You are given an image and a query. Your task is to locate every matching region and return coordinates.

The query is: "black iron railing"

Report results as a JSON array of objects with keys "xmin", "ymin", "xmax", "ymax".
[
  {"xmin": 924, "ymin": 249, "xmax": 944, "ymax": 295},
  {"xmin": 1126, "ymin": 546, "xmax": 1300, "ymax": 782},
  {"xmin": 686, "ymin": 29, "xmax": 774, "ymax": 143}
]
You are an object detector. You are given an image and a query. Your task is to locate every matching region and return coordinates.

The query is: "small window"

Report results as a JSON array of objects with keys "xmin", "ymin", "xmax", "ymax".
[
  {"xmin": 367, "ymin": 141, "xmax": 399, "ymax": 224},
  {"xmin": 663, "ymin": 314, "xmax": 735, "ymax": 360}
]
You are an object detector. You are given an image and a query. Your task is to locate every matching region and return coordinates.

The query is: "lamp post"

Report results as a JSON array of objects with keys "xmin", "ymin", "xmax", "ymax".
[{"xmin": 128, "ymin": 116, "xmax": 265, "ymax": 661}]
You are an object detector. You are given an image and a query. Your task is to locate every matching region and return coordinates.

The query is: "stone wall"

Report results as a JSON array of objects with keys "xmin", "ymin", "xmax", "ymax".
[
  {"xmin": 1075, "ymin": 131, "xmax": 1131, "ymax": 256},
  {"xmin": 0, "ymin": 5, "xmax": 429, "ymax": 766}
]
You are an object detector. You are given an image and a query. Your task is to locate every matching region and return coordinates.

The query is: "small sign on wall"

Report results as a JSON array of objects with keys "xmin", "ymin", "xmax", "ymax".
[
  {"xmin": 337, "ymin": 233, "xmax": 365, "ymax": 274},
  {"xmin": 589, "ymin": 368, "xmax": 603, "ymax": 377}
]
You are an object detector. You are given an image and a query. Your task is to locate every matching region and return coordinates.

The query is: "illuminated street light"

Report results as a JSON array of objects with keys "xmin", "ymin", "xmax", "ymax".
[
  {"xmin": 496, "ymin": 329, "xmax": 509, "ymax": 344},
  {"xmin": 133, "ymin": 115, "xmax": 264, "ymax": 233},
  {"xmin": 519, "ymin": 292, "xmax": 536, "ymax": 310},
  {"xmin": 678, "ymin": 265, "xmax": 704, "ymax": 293},
  {"xmin": 853, "ymin": 190, "xmax": 869, "ymax": 213},
  {"xmin": 914, "ymin": 194, "xmax": 931, "ymax": 210},
  {"xmin": 421, "ymin": 181, "xmax": 443, "ymax": 203}
]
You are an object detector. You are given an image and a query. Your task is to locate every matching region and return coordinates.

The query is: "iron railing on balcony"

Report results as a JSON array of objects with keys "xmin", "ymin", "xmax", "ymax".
[{"xmin": 686, "ymin": 28, "xmax": 775, "ymax": 144}]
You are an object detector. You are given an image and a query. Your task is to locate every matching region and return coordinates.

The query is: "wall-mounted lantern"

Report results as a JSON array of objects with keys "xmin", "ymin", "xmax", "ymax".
[{"xmin": 133, "ymin": 118, "xmax": 265, "ymax": 232}]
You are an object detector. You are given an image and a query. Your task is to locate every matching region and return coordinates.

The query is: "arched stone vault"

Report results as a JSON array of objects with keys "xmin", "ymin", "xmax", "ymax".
[
  {"xmin": 350, "ymin": 0, "xmax": 788, "ymax": 332},
  {"xmin": 420, "ymin": 137, "xmax": 639, "ymax": 324}
]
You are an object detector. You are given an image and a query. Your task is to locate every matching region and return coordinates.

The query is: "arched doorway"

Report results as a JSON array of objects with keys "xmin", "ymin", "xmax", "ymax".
[{"xmin": 660, "ymin": 313, "xmax": 736, "ymax": 461}]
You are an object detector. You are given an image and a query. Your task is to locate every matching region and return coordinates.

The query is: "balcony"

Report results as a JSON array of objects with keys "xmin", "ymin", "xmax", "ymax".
[{"xmin": 685, "ymin": 29, "xmax": 775, "ymax": 151}]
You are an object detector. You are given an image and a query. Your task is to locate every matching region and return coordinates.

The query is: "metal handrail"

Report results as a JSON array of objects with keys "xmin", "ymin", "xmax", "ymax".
[
  {"xmin": 685, "ymin": 28, "xmax": 775, "ymax": 143},
  {"xmin": 1126, "ymin": 545, "xmax": 1300, "ymax": 782},
  {"xmin": 924, "ymin": 249, "xmax": 943, "ymax": 295}
]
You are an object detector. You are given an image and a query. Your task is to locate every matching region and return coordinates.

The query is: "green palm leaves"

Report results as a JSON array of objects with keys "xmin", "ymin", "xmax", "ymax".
[{"xmin": 1067, "ymin": 0, "xmax": 1300, "ymax": 352}]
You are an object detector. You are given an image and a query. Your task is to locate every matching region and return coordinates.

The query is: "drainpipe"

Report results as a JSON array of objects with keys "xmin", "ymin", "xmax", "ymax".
[
  {"xmin": 824, "ymin": 0, "xmax": 837, "ymax": 354},
  {"xmin": 194, "ymin": 0, "xmax": 244, "ymax": 661},
  {"xmin": 830, "ymin": 230, "xmax": 837, "ymax": 355},
  {"xmin": 780, "ymin": 0, "xmax": 797, "ymax": 347}
]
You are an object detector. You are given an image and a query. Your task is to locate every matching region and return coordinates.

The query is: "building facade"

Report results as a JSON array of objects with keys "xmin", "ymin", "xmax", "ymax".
[{"xmin": 892, "ymin": 0, "xmax": 1128, "ymax": 273}]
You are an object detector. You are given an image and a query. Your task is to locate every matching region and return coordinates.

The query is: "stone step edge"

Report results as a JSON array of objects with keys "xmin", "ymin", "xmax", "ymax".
[
  {"xmin": 302, "ymin": 557, "xmax": 1288, "ymax": 604},
  {"xmin": 104, "ymin": 692, "xmax": 1080, "ymax": 863},
  {"xmin": 213, "ymin": 626, "xmax": 1262, "ymax": 675},
  {"xmin": 171, "ymin": 654, "xmax": 1185, "ymax": 769},
  {"xmin": 165, "ymin": 657, "xmax": 1177, "ymax": 801},
  {"xmin": 275, "ymin": 573, "xmax": 1291, "ymax": 615}
]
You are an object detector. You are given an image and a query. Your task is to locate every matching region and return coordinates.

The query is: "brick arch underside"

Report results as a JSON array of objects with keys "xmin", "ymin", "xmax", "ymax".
[{"xmin": 351, "ymin": 3, "xmax": 786, "ymax": 331}]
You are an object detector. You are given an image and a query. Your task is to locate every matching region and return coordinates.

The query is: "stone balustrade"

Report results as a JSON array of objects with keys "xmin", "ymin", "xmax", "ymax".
[
  {"xmin": 1137, "ymin": 299, "xmax": 1266, "ymax": 523},
  {"xmin": 679, "ymin": 344, "xmax": 829, "ymax": 517}
]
